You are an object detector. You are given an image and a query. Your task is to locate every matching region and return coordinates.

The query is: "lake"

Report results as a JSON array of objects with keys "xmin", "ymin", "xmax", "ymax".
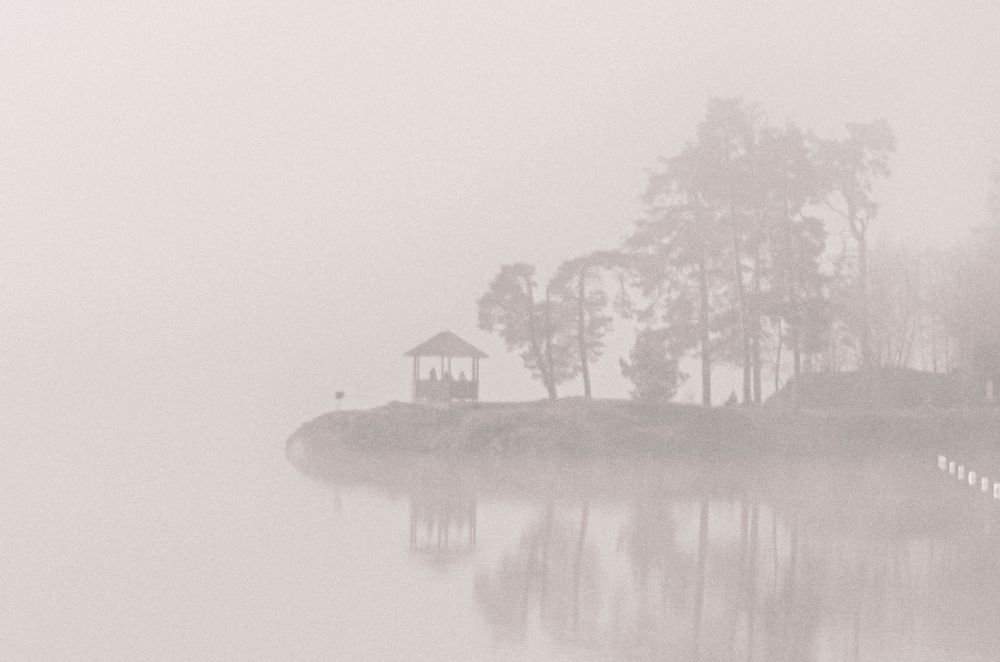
[{"xmin": 4, "ymin": 412, "xmax": 1000, "ymax": 661}]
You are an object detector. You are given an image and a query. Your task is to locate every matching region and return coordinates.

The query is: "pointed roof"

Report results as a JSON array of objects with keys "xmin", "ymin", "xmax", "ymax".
[{"xmin": 404, "ymin": 331, "xmax": 487, "ymax": 358}]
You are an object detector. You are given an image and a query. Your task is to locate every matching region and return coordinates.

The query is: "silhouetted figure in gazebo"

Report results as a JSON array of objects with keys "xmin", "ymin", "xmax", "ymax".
[{"xmin": 405, "ymin": 330, "xmax": 487, "ymax": 403}]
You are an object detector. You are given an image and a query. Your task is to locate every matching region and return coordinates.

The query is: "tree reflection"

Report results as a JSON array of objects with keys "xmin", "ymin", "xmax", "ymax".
[
  {"xmin": 474, "ymin": 499, "xmax": 602, "ymax": 644},
  {"xmin": 692, "ymin": 497, "xmax": 709, "ymax": 660},
  {"xmin": 471, "ymin": 469, "xmax": 1000, "ymax": 660},
  {"xmin": 291, "ymin": 449, "xmax": 1000, "ymax": 660}
]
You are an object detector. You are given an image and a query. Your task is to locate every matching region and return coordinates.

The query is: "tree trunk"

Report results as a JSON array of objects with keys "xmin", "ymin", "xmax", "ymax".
[
  {"xmin": 523, "ymin": 277, "xmax": 557, "ymax": 400},
  {"xmin": 722, "ymin": 132, "xmax": 750, "ymax": 406},
  {"xmin": 774, "ymin": 320, "xmax": 783, "ymax": 393},
  {"xmin": 577, "ymin": 270, "xmax": 591, "ymax": 399},
  {"xmin": 852, "ymin": 203, "xmax": 872, "ymax": 373},
  {"xmin": 543, "ymin": 290, "xmax": 558, "ymax": 400},
  {"xmin": 788, "ymin": 243, "xmax": 801, "ymax": 405},
  {"xmin": 751, "ymin": 246, "xmax": 762, "ymax": 404},
  {"xmin": 829, "ymin": 325, "xmax": 839, "ymax": 372},
  {"xmin": 785, "ymin": 267, "xmax": 795, "ymax": 381},
  {"xmin": 698, "ymin": 251, "xmax": 712, "ymax": 406},
  {"xmin": 543, "ymin": 375, "xmax": 557, "ymax": 399},
  {"xmin": 931, "ymin": 322, "xmax": 937, "ymax": 375},
  {"xmin": 731, "ymin": 225, "xmax": 752, "ymax": 406}
]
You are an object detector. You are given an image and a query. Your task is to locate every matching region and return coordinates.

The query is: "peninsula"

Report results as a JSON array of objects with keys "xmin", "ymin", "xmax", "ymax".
[{"xmin": 286, "ymin": 382, "xmax": 1000, "ymax": 469}]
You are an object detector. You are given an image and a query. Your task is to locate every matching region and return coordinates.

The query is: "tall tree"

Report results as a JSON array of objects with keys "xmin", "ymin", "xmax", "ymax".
[
  {"xmin": 818, "ymin": 119, "xmax": 895, "ymax": 372},
  {"xmin": 477, "ymin": 263, "xmax": 578, "ymax": 399},
  {"xmin": 688, "ymin": 98, "xmax": 761, "ymax": 405},
  {"xmin": 868, "ymin": 243, "xmax": 923, "ymax": 368},
  {"xmin": 752, "ymin": 121, "xmax": 828, "ymax": 390},
  {"xmin": 629, "ymin": 102, "xmax": 830, "ymax": 405},
  {"xmin": 550, "ymin": 251, "xmax": 629, "ymax": 398},
  {"xmin": 628, "ymin": 144, "xmax": 724, "ymax": 406}
]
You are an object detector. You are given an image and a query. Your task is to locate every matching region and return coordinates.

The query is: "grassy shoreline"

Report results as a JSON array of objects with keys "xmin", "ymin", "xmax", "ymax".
[
  {"xmin": 284, "ymin": 400, "xmax": 1000, "ymax": 545},
  {"xmin": 286, "ymin": 397, "xmax": 1000, "ymax": 462}
]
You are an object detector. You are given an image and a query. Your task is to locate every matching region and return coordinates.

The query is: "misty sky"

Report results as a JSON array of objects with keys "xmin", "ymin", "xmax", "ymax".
[{"xmin": 3, "ymin": 1, "xmax": 999, "ymax": 419}]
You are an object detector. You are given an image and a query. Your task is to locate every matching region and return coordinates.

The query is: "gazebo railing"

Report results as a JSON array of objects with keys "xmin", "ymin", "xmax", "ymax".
[{"xmin": 414, "ymin": 379, "xmax": 478, "ymax": 402}]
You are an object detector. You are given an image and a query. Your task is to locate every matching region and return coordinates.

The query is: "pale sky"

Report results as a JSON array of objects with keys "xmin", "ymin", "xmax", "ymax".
[{"xmin": 2, "ymin": 0, "xmax": 999, "ymax": 420}]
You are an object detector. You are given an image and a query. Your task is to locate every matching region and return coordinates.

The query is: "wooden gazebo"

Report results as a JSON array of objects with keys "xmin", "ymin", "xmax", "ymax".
[{"xmin": 405, "ymin": 331, "xmax": 487, "ymax": 402}]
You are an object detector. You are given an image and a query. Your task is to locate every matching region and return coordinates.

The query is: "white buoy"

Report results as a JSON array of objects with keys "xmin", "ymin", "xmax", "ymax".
[
  {"xmin": 983, "ymin": 477, "xmax": 990, "ymax": 492},
  {"xmin": 939, "ymin": 455, "xmax": 948, "ymax": 470},
  {"xmin": 969, "ymin": 471, "xmax": 978, "ymax": 486},
  {"xmin": 950, "ymin": 461, "xmax": 957, "ymax": 474},
  {"xmin": 959, "ymin": 466, "xmax": 966, "ymax": 480}
]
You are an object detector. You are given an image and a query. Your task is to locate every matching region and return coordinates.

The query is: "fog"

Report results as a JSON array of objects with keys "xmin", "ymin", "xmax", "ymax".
[
  {"xmin": 3, "ymin": 1, "xmax": 999, "ymax": 415},
  {"xmin": 3, "ymin": 2, "xmax": 1000, "ymax": 659}
]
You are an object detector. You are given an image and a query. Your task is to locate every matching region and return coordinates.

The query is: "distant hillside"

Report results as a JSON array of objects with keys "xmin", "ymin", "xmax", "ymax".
[{"xmin": 767, "ymin": 368, "xmax": 967, "ymax": 410}]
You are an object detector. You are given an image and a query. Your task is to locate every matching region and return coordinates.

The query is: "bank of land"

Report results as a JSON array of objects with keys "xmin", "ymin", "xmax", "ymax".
[{"xmin": 288, "ymin": 396, "xmax": 1000, "ymax": 462}]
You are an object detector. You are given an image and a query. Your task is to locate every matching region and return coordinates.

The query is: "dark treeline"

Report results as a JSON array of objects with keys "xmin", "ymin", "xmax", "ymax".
[{"xmin": 478, "ymin": 97, "xmax": 1000, "ymax": 405}]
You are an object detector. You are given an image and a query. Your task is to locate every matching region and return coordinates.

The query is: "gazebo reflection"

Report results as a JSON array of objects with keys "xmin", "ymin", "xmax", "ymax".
[{"xmin": 408, "ymin": 490, "xmax": 477, "ymax": 568}]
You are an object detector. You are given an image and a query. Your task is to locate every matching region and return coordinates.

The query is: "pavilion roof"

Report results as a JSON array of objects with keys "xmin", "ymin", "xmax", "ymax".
[{"xmin": 404, "ymin": 331, "xmax": 487, "ymax": 358}]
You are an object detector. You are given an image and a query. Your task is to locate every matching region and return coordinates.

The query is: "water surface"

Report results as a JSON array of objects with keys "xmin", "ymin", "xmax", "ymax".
[
  {"xmin": 5, "ymin": 414, "xmax": 999, "ymax": 661},
  {"xmin": 287, "ymin": 440, "xmax": 1000, "ymax": 662}
]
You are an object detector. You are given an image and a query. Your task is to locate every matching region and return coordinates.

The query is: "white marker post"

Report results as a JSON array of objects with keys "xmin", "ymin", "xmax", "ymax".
[
  {"xmin": 993, "ymin": 483, "xmax": 1000, "ymax": 500},
  {"xmin": 958, "ymin": 466, "xmax": 965, "ymax": 481},
  {"xmin": 950, "ymin": 461, "xmax": 957, "ymax": 474},
  {"xmin": 983, "ymin": 477, "xmax": 990, "ymax": 492},
  {"xmin": 939, "ymin": 455, "xmax": 948, "ymax": 470},
  {"xmin": 969, "ymin": 471, "xmax": 977, "ymax": 486}
]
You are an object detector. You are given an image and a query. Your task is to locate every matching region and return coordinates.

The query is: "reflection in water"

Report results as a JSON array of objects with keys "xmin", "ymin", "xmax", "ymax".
[
  {"xmin": 474, "ymin": 499, "xmax": 603, "ymax": 647},
  {"xmin": 289, "ymin": 443, "xmax": 1000, "ymax": 661},
  {"xmin": 409, "ymin": 490, "xmax": 477, "ymax": 568}
]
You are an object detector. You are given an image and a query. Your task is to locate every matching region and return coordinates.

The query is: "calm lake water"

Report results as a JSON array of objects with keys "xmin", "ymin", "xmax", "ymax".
[{"xmin": 5, "ymin": 411, "xmax": 1000, "ymax": 661}]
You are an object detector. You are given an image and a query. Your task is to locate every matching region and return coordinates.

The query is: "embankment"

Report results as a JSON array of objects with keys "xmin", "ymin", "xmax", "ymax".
[{"xmin": 287, "ymin": 397, "xmax": 1000, "ymax": 463}]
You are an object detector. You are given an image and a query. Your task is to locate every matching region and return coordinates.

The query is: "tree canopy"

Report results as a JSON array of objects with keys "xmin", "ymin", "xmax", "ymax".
[{"xmin": 473, "ymin": 97, "xmax": 995, "ymax": 406}]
